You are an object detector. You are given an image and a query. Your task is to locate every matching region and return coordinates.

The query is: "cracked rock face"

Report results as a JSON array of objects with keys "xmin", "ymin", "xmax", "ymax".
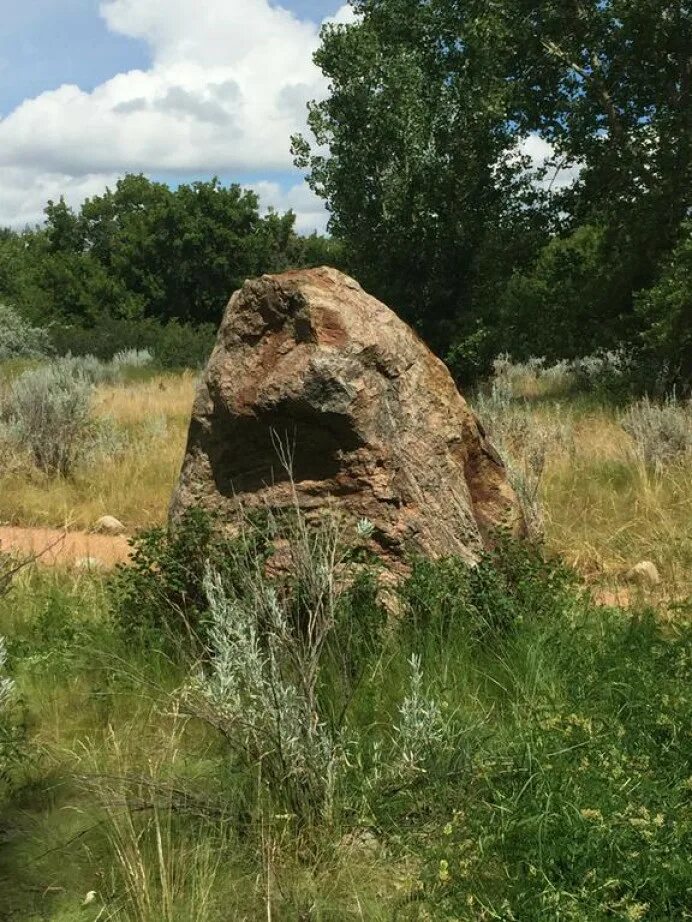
[{"xmin": 170, "ymin": 267, "xmax": 524, "ymax": 566}]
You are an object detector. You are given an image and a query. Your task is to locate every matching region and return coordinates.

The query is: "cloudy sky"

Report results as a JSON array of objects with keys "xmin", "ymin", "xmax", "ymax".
[{"xmin": 0, "ymin": 0, "xmax": 355, "ymax": 232}]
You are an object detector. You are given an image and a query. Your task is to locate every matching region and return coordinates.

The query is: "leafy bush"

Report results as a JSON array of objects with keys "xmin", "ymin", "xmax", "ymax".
[
  {"xmin": 111, "ymin": 348, "xmax": 154, "ymax": 370},
  {"xmin": 0, "ymin": 304, "xmax": 51, "ymax": 361},
  {"xmin": 51, "ymin": 317, "xmax": 216, "ymax": 369},
  {"xmin": 112, "ymin": 508, "xmax": 270, "ymax": 648},
  {"xmin": 2, "ymin": 360, "xmax": 123, "ymax": 475},
  {"xmin": 621, "ymin": 395, "xmax": 692, "ymax": 471},
  {"xmin": 400, "ymin": 539, "xmax": 576, "ymax": 642}
]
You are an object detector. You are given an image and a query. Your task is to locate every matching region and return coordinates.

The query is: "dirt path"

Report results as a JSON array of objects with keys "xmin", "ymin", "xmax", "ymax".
[{"xmin": 0, "ymin": 525, "xmax": 131, "ymax": 568}]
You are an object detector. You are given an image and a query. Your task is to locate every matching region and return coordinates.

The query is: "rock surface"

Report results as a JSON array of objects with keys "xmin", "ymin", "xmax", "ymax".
[
  {"xmin": 625, "ymin": 560, "xmax": 661, "ymax": 587},
  {"xmin": 92, "ymin": 515, "xmax": 125, "ymax": 536},
  {"xmin": 170, "ymin": 267, "xmax": 524, "ymax": 566}
]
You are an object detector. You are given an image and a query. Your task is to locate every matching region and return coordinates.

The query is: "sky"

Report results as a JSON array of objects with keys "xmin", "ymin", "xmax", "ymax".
[{"xmin": 0, "ymin": 0, "xmax": 355, "ymax": 233}]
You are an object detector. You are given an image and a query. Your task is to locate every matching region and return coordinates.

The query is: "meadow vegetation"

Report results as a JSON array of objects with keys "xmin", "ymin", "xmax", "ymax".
[
  {"xmin": 0, "ymin": 351, "xmax": 689, "ymax": 920},
  {"xmin": 1, "ymin": 0, "xmax": 689, "ymax": 913}
]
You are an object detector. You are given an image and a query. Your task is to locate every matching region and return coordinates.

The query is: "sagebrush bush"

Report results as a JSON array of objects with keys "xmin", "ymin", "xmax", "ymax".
[
  {"xmin": 0, "ymin": 636, "xmax": 13, "ymax": 713},
  {"xmin": 3, "ymin": 361, "xmax": 123, "ymax": 475},
  {"xmin": 184, "ymin": 507, "xmax": 456, "ymax": 826},
  {"xmin": 485, "ymin": 350, "xmax": 638, "ymax": 402},
  {"xmin": 0, "ymin": 304, "xmax": 51, "ymax": 361},
  {"xmin": 51, "ymin": 317, "xmax": 216, "ymax": 369},
  {"xmin": 621, "ymin": 395, "xmax": 692, "ymax": 470},
  {"xmin": 111, "ymin": 348, "xmax": 154, "ymax": 369},
  {"xmin": 58, "ymin": 353, "xmax": 122, "ymax": 385}
]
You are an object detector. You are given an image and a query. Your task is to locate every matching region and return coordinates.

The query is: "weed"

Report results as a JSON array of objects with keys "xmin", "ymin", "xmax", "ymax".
[
  {"xmin": 0, "ymin": 305, "xmax": 51, "ymax": 362},
  {"xmin": 621, "ymin": 394, "xmax": 692, "ymax": 471}
]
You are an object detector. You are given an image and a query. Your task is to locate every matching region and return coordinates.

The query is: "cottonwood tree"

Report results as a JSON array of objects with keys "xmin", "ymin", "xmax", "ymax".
[{"xmin": 294, "ymin": 0, "xmax": 691, "ymax": 377}]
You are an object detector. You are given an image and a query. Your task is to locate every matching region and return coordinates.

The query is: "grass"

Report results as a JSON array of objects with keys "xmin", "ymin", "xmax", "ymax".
[
  {"xmin": 0, "ymin": 362, "xmax": 688, "ymax": 616},
  {"xmin": 0, "ymin": 363, "xmax": 690, "ymax": 598},
  {"xmin": 0, "ymin": 372, "xmax": 195, "ymax": 531},
  {"xmin": 0, "ymin": 358, "xmax": 690, "ymax": 919},
  {"xmin": 0, "ymin": 544, "xmax": 689, "ymax": 920}
]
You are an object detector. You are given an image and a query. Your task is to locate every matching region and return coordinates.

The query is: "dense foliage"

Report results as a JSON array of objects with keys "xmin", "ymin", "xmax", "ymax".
[
  {"xmin": 0, "ymin": 175, "xmax": 339, "ymax": 364},
  {"xmin": 0, "ymin": 3, "xmax": 688, "ymax": 389},
  {"xmin": 2, "ymin": 517, "xmax": 689, "ymax": 918},
  {"xmin": 295, "ymin": 0, "xmax": 691, "ymax": 389}
]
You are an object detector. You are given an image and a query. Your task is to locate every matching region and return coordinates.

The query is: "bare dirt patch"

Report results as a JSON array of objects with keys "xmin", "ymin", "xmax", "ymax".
[{"xmin": 0, "ymin": 525, "xmax": 131, "ymax": 568}]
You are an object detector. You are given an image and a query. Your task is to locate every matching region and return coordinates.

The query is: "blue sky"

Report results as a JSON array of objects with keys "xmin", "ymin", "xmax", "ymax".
[{"xmin": 0, "ymin": 0, "xmax": 349, "ymax": 230}]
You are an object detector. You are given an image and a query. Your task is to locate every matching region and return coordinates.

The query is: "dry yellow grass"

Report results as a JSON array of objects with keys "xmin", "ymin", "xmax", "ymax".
[
  {"xmin": 0, "ymin": 367, "xmax": 689, "ymax": 599},
  {"xmin": 0, "ymin": 371, "xmax": 196, "ymax": 531},
  {"xmin": 543, "ymin": 414, "xmax": 691, "ymax": 596}
]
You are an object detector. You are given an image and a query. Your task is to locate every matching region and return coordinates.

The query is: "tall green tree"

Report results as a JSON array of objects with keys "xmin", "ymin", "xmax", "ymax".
[
  {"xmin": 295, "ymin": 0, "xmax": 691, "ymax": 378},
  {"xmin": 1, "ymin": 175, "xmax": 337, "ymax": 330},
  {"xmin": 293, "ymin": 0, "xmax": 550, "ymax": 369}
]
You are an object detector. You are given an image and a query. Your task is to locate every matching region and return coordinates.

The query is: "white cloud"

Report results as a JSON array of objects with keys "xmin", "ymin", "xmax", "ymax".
[
  {"xmin": 324, "ymin": 3, "xmax": 359, "ymax": 25},
  {"xmin": 0, "ymin": 0, "xmax": 351, "ymax": 228},
  {"xmin": 0, "ymin": 166, "xmax": 120, "ymax": 229},
  {"xmin": 520, "ymin": 134, "xmax": 582, "ymax": 191},
  {"xmin": 253, "ymin": 180, "xmax": 328, "ymax": 235}
]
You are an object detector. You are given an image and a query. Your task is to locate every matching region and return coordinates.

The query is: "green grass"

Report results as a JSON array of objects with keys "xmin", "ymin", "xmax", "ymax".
[{"xmin": 1, "ymin": 539, "xmax": 690, "ymax": 921}]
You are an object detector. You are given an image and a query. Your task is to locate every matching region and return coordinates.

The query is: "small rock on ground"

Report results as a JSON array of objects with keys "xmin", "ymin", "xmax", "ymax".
[
  {"xmin": 93, "ymin": 515, "xmax": 125, "ymax": 535},
  {"xmin": 625, "ymin": 560, "xmax": 661, "ymax": 587}
]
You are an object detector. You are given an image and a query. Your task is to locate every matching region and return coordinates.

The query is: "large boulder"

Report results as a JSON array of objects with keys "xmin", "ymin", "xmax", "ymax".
[{"xmin": 170, "ymin": 268, "xmax": 523, "ymax": 566}]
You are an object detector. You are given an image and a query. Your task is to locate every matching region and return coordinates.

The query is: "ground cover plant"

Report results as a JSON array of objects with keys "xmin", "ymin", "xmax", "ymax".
[
  {"xmin": 0, "ymin": 353, "xmax": 689, "ymax": 920},
  {"xmin": 0, "ymin": 508, "xmax": 689, "ymax": 920}
]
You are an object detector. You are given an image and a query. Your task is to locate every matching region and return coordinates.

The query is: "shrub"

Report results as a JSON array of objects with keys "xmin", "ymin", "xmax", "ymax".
[
  {"xmin": 2, "ymin": 360, "xmax": 123, "ymax": 475},
  {"xmin": 111, "ymin": 348, "xmax": 154, "ymax": 370},
  {"xmin": 58, "ymin": 352, "xmax": 121, "ymax": 386},
  {"xmin": 570, "ymin": 348, "xmax": 636, "ymax": 401},
  {"xmin": 5, "ymin": 362, "xmax": 92, "ymax": 475},
  {"xmin": 0, "ymin": 304, "xmax": 51, "ymax": 361},
  {"xmin": 399, "ymin": 539, "xmax": 576, "ymax": 642},
  {"xmin": 621, "ymin": 395, "xmax": 692, "ymax": 471},
  {"xmin": 112, "ymin": 508, "xmax": 270, "ymax": 648},
  {"xmin": 51, "ymin": 317, "xmax": 216, "ymax": 369},
  {"xmin": 184, "ymin": 507, "xmax": 454, "ymax": 826}
]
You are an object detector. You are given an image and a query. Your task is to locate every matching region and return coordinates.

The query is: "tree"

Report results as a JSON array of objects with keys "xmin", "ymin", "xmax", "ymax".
[
  {"xmin": 635, "ymin": 222, "xmax": 692, "ymax": 394},
  {"xmin": 293, "ymin": 0, "xmax": 549, "ymax": 364},
  {"xmin": 47, "ymin": 175, "xmax": 289, "ymax": 324},
  {"xmin": 2, "ymin": 175, "xmax": 335, "ymax": 331},
  {"xmin": 295, "ymin": 0, "xmax": 691, "ymax": 378}
]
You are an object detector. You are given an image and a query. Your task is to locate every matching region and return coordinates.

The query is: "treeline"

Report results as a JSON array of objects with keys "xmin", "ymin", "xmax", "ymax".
[
  {"xmin": 295, "ymin": 0, "xmax": 691, "ymax": 393},
  {"xmin": 1, "ymin": 0, "xmax": 690, "ymax": 389},
  {"xmin": 0, "ymin": 175, "xmax": 341, "ymax": 367}
]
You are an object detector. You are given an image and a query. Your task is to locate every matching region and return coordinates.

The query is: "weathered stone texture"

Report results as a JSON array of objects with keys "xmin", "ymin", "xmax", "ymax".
[{"xmin": 170, "ymin": 267, "xmax": 523, "ymax": 565}]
